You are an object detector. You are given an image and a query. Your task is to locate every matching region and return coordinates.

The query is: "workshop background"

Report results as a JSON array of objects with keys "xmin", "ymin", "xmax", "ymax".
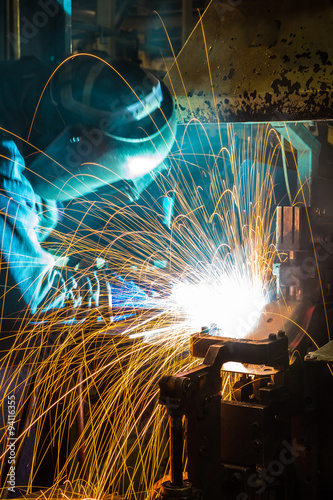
[{"xmin": 1, "ymin": 1, "xmax": 333, "ymax": 500}]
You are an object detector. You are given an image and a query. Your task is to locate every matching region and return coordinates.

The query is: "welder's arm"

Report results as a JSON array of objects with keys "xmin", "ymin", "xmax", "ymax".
[
  {"xmin": 0, "ymin": 200, "xmax": 100, "ymax": 316},
  {"xmin": 0, "ymin": 139, "xmax": 102, "ymax": 317},
  {"xmin": 0, "ymin": 192, "xmax": 74, "ymax": 316},
  {"xmin": 0, "ymin": 194, "xmax": 97, "ymax": 315}
]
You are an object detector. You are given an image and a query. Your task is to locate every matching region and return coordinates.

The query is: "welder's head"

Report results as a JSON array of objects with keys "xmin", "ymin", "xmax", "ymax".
[{"xmin": 25, "ymin": 55, "xmax": 176, "ymax": 201}]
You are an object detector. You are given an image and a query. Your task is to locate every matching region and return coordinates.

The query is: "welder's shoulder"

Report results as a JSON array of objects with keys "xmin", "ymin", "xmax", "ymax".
[
  {"xmin": 0, "ymin": 139, "xmax": 37, "ymax": 216},
  {"xmin": 0, "ymin": 139, "xmax": 27, "ymax": 180}
]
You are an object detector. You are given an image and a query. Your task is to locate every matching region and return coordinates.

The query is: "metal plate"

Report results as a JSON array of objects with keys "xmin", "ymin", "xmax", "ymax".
[{"xmin": 222, "ymin": 361, "xmax": 277, "ymax": 376}]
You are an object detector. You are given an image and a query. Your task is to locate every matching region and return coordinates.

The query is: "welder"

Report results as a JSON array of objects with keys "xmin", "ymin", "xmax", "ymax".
[
  {"xmin": 0, "ymin": 54, "xmax": 176, "ymax": 317},
  {"xmin": 0, "ymin": 54, "xmax": 176, "ymax": 495}
]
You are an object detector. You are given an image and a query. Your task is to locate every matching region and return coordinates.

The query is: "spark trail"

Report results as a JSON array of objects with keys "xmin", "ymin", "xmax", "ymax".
[{"xmin": 0, "ymin": 50, "xmax": 299, "ymax": 500}]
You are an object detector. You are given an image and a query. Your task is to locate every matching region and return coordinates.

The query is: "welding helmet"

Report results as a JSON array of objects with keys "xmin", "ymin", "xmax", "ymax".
[{"xmin": 25, "ymin": 56, "xmax": 176, "ymax": 201}]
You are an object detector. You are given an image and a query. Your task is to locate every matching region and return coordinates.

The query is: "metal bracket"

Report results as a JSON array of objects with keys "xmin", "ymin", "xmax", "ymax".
[{"xmin": 272, "ymin": 122, "xmax": 321, "ymax": 207}]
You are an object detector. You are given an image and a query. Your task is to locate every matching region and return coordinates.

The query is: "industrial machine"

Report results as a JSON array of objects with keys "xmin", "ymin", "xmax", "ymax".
[
  {"xmin": 159, "ymin": 306, "xmax": 333, "ymax": 499},
  {"xmin": 158, "ymin": 1, "xmax": 333, "ymax": 498},
  {"xmin": 1, "ymin": 1, "xmax": 333, "ymax": 498},
  {"xmin": 158, "ymin": 173, "xmax": 333, "ymax": 498}
]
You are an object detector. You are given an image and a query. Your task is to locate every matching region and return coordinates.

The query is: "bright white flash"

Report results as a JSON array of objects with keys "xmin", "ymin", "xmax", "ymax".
[{"xmin": 171, "ymin": 274, "xmax": 268, "ymax": 338}]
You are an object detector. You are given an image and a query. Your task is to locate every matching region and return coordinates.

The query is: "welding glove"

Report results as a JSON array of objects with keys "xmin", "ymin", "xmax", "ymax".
[
  {"xmin": 72, "ymin": 264, "xmax": 100, "ymax": 309},
  {"xmin": 71, "ymin": 258, "xmax": 115, "ymax": 313}
]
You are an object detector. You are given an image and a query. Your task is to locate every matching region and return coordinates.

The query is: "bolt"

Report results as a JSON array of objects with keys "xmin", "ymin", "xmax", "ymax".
[
  {"xmin": 231, "ymin": 472, "xmax": 242, "ymax": 485},
  {"xmin": 183, "ymin": 379, "xmax": 192, "ymax": 393},
  {"xmin": 277, "ymin": 330, "xmax": 286, "ymax": 337},
  {"xmin": 252, "ymin": 421, "xmax": 260, "ymax": 431},
  {"xmin": 252, "ymin": 439, "xmax": 262, "ymax": 450},
  {"xmin": 268, "ymin": 333, "xmax": 277, "ymax": 341}
]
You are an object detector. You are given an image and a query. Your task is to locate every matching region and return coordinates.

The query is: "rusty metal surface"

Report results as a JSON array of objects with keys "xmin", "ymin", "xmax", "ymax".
[{"xmin": 165, "ymin": 0, "xmax": 333, "ymax": 123}]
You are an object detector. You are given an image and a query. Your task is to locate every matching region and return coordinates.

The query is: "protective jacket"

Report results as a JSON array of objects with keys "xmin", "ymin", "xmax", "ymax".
[{"xmin": 0, "ymin": 139, "xmax": 75, "ymax": 317}]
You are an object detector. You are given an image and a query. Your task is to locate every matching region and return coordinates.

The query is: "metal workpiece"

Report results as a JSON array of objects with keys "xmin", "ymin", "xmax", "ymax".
[
  {"xmin": 165, "ymin": 0, "xmax": 333, "ymax": 124},
  {"xmin": 192, "ymin": 300, "xmax": 319, "ymax": 358},
  {"xmin": 238, "ymin": 300, "xmax": 311, "ymax": 346}
]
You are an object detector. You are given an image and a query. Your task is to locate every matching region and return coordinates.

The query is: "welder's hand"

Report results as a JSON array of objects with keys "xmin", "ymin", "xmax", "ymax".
[
  {"xmin": 73, "ymin": 270, "xmax": 100, "ymax": 309},
  {"xmin": 72, "ymin": 258, "xmax": 113, "ymax": 313}
]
